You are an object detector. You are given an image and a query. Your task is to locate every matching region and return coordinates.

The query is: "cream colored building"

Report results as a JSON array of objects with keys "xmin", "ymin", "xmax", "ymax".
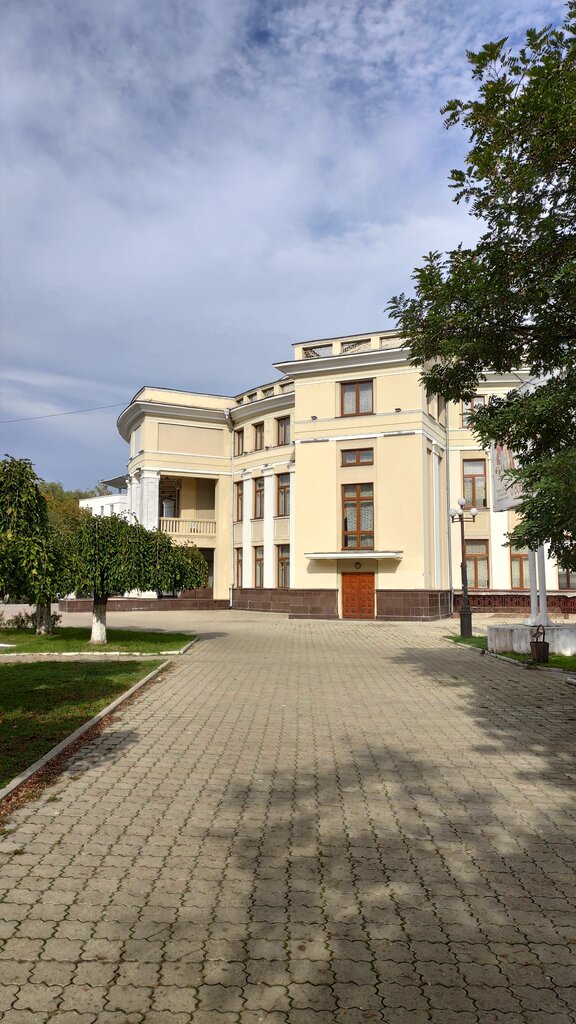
[{"xmin": 117, "ymin": 331, "xmax": 573, "ymax": 619}]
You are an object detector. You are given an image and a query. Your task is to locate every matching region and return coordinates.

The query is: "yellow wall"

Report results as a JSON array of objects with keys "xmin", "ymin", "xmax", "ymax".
[{"xmin": 119, "ymin": 336, "xmax": 536, "ymax": 605}]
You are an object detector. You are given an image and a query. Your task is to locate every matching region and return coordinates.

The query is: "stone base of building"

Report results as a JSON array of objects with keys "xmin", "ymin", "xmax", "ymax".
[
  {"xmin": 59, "ymin": 588, "xmax": 455, "ymax": 620},
  {"xmin": 232, "ymin": 588, "xmax": 339, "ymax": 618},
  {"xmin": 232, "ymin": 588, "xmax": 451, "ymax": 620},
  {"xmin": 375, "ymin": 589, "xmax": 452, "ymax": 621},
  {"xmin": 59, "ymin": 589, "xmax": 228, "ymax": 613},
  {"xmin": 454, "ymin": 591, "xmax": 576, "ymax": 615}
]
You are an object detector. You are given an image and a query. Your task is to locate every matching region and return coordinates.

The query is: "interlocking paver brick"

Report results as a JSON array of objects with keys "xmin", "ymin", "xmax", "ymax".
[
  {"xmin": 1, "ymin": 613, "xmax": 575, "ymax": 1021},
  {"xmin": 239, "ymin": 1012, "xmax": 288, "ymax": 1023},
  {"xmin": 242, "ymin": 982, "xmax": 289, "ymax": 1011},
  {"xmin": 12, "ymin": 984, "xmax": 62, "ymax": 1012},
  {"xmin": 378, "ymin": 983, "xmax": 428, "ymax": 1010},
  {"xmin": 245, "ymin": 958, "xmax": 290, "ymax": 985},
  {"xmin": 196, "ymin": 982, "xmax": 243, "ymax": 1010},
  {"xmin": 285, "ymin": 1011, "xmax": 334, "ymax": 1023},
  {"xmin": 428, "ymin": 1012, "xmax": 479, "ymax": 1024},
  {"xmin": 334, "ymin": 981, "xmax": 383, "ymax": 1008},
  {"xmin": 58, "ymin": 983, "xmax": 108, "ymax": 1013},
  {"xmin": 0, "ymin": 984, "xmax": 18, "ymax": 1010},
  {"xmin": 0, "ymin": 1012, "xmax": 51, "ymax": 1024}
]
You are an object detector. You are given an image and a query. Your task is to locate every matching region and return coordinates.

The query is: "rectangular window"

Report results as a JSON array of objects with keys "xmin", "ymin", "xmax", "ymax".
[
  {"xmin": 438, "ymin": 396, "xmax": 446, "ymax": 426},
  {"xmin": 254, "ymin": 546, "xmax": 264, "ymax": 587},
  {"xmin": 342, "ymin": 483, "xmax": 374, "ymax": 549},
  {"xmin": 511, "ymin": 547, "xmax": 530, "ymax": 590},
  {"xmin": 341, "ymin": 448, "xmax": 374, "ymax": 466},
  {"xmin": 278, "ymin": 545, "xmax": 290, "ymax": 588},
  {"xmin": 465, "ymin": 540, "xmax": 490, "ymax": 589},
  {"xmin": 462, "ymin": 395, "xmax": 485, "ymax": 425},
  {"xmin": 277, "ymin": 473, "xmax": 290, "ymax": 517},
  {"xmin": 463, "ymin": 459, "xmax": 487, "ymax": 508},
  {"xmin": 131, "ymin": 425, "xmax": 141, "ymax": 456},
  {"xmin": 276, "ymin": 416, "xmax": 291, "ymax": 446},
  {"xmin": 340, "ymin": 380, "xmax": 373, "ymax": 417},
  {"xmin": 235, "ymin": 548, "xmax": 243, "ymax": 588},
  {"xmin": 558, "ymin": 568, "xmax": 574, "ymax": 590},
  {"xmin": 234, "ymin": 428, "xmax": 244, "ymax": 456},
  {"xmin": 234, "ymin": 481, "xmax": 244, "ymax": 522},
  {"xmin": 253, "ymin": 477, "xmax": 264, "ymax": 519},
  {"xmin": 254, "ymin": 422, "xmax": 264, "ymax": 450}
]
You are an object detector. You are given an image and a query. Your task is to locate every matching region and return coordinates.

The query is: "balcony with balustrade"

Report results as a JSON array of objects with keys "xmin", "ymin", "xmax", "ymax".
[
  {"xmin": 158, "ymin": 476, "xmax": 218, "ymax": 547},
  {"xmin": 292, "ymin": 330, "xmax": 403, "ymax": 361},
  {"xmin": 159, "ymin": 516, "xmax": 217, "ymax": 541}
]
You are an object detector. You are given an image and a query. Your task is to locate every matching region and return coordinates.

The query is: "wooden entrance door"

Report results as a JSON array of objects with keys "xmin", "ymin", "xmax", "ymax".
[{"xmin": 342, "ymin": 573, "xmax": 375, "ymax": 619}]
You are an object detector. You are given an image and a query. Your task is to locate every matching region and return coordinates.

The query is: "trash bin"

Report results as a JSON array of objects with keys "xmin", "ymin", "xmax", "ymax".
[{"xmin": 530, "ymin": 625, "xmax": 549, "ymax": 663}]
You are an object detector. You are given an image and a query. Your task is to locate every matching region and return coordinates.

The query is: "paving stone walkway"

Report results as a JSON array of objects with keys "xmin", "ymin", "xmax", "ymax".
[{"xmin": 1, "ymin": 616, "xmax": 576, "ymax": 1024}]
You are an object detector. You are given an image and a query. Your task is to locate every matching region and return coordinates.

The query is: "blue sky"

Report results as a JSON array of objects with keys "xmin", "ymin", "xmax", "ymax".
[{"xmin": 0, "ymin": 0, "xmax": 567, "ymax": 488}]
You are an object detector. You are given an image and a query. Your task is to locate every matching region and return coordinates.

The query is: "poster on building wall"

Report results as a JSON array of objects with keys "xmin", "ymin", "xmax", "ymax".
[{"xmin": 490, "ymin": 443, "xmax": 524, "ymax": 512}]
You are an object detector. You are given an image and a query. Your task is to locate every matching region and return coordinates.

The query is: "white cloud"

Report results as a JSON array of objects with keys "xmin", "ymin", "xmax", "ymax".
[{"xmin": 0, "ymin": 0, "xmax": 567, "ymax": 484}]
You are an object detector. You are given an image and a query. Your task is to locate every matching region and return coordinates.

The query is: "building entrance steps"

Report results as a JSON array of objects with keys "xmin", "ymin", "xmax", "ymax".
[{"xmin": 1, "ymin": 615, "xmax": 575, "ymax": 1019}]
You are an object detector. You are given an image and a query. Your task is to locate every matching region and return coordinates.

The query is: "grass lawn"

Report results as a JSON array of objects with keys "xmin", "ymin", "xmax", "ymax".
[
  {"xmin": 448, "ymin": 634, "xmax": 576, "ymax": 672},
  {"xmin": 0, "ymin": 626, "xmax": 194, "ymax": 654},
  {"xmin": 0, "ymin": 660, "xmax": 163, "ymax": 789}
]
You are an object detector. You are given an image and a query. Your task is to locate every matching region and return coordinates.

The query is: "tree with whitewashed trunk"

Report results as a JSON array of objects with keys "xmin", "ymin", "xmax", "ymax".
[{"xmin": 73, "ymin": 514, "xmax": 208, "ymax": 644}]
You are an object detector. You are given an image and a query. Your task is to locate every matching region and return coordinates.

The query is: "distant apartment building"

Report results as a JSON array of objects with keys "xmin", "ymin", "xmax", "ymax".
[
  {"xmin": 79, "ymin": 477, "xmax": 128, "ymax": 518},
  {"xmin": 116, "ymin": 332, "xmax": 573, "ymax": 619}
]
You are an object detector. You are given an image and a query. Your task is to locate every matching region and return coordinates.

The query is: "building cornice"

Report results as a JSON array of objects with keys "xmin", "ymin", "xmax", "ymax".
[
  {"xmin": 274, "ymin": 347, "xmax": 408, "ymax": 378},
  {"xmin": 294, "ymin": 329, "xmax": 399, "ymax": 348},
  {"xmin": 305, "ymin": 550, "xmax": 403, "ymax": 561},
  {"xmin": 230, "ymin": 391, "xmax": 294, "ymax": 426},
  {"xmin": 481, "ymin": 370, "xmax": 532, "ymax": 387},
  {"xmin": 128, "ymin": 463, "xmax": 232, "ymax": 478},
  {"xmin": 118, "ymin": 400, "xmax": 229, "ymax": 440}
]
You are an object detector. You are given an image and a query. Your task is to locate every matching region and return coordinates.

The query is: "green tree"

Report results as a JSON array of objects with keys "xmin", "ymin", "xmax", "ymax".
[
  {"xmin": 0, "ymin": 456, "xmax": 69, "ymax": 632},
  {"xmin": 40, "ymin": 480, "xmax": 111, "ymax": 505},
  {"xmin": 72, "ymin": 515, "xmax": 208, "ymax": 643},
  {"xmin": 388, "ymin": 5, "xmax": 576, "ymax": 570}
]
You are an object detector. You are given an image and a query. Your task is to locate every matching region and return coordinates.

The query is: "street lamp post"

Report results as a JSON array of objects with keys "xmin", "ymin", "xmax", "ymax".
[{"xmin": 449, "ymin": 497, "xmax": 478, "ymax": 639}]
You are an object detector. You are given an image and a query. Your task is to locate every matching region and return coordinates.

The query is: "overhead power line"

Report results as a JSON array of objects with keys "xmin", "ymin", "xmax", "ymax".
[{"xmin": 0, "ymin": 403, "xmax": 126, "ymax": 425}]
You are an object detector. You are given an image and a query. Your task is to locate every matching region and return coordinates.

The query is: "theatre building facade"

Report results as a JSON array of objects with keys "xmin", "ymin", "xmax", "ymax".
[{"xmin": 117, "ymin": 331, "xmax": 573, "ymax": 620}]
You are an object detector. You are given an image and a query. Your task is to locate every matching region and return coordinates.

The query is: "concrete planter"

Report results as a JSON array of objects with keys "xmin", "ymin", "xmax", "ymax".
[{"xmin": 487, "ymin": 624, "xmax": 576, "ymax": 657}]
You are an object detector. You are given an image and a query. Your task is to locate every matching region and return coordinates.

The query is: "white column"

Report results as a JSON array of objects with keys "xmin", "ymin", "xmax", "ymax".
[
  {"xmin": 128, "ymin": 472, "xmax": 141, "ymax": 523},
  {"xmin": 242, "ymin": 477, "xmax": 253, "ymax": 586},
  {"xmin": 432, "ymin": 444, "xmax": 442, "ymax": 588},
  {"xmin": 139, "ymin": 470, "xmax": 160, "ymax": 530},
  {"xmin": 289, "ymin": 464, "xmax": 296, "ymax": 588},
  {"xmin": 525, "ymin": 549, "xmax": 539, "ymax": 624},
  {"xmin": 537, "ymin": 544, "xmax": 553, "ymax": 624},
  {"xmin": 263, "ymin": 470, "xmax": 275, "ymax": 588}
]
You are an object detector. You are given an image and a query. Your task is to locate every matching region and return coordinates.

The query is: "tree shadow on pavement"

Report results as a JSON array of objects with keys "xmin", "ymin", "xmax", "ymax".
[
  {"xmin": 381, "ymin": 642, "xmax": 576, "ymax": 791},
  {"xmin": 204, "ymin": 735, "xmax": 576, "ymax": 1021}
]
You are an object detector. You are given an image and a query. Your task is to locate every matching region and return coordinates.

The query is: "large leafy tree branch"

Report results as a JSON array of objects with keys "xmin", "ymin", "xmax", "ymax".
[{"xmin": 388, "ymin": 4, "xmax": 576, "ymax": 570}]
